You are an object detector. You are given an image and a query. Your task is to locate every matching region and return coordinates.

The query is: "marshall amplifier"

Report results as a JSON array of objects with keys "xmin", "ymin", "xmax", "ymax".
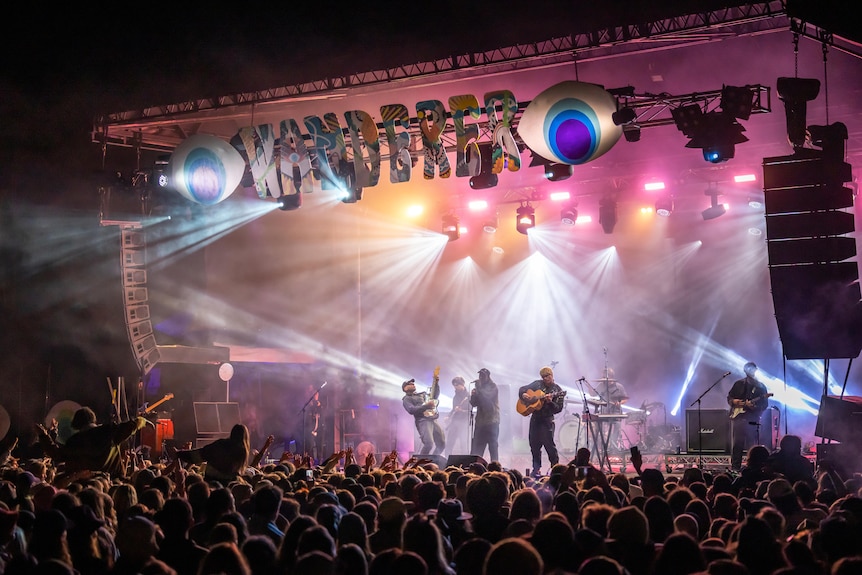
[{"xmin": 686, "ymin": 408, "xmax": 730, "ymax": 452}]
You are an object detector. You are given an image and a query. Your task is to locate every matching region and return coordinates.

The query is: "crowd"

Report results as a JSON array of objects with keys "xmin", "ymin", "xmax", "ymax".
[{"xmin": 1, "ymin": 408, "xmax": 861, "ymax": 575}]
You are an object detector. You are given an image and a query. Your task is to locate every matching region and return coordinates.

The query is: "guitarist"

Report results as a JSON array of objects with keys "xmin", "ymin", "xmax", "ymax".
[
  {"xmin": 402, "ymin": 377, "xmax": 446, "ymax": 456},
  {"xmin": 518, "ymin": 366, "xmax": 565, "ymax": 478},
  {"xmin": 727, "ymin": 362, "xmax": 770, "ymax": 471}
]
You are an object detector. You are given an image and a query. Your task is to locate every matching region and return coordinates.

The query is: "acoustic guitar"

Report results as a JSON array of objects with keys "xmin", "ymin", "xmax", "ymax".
[
  {"xmin": 729, "ymin": 393, "xmax": 773, "ymax": 419},
  {"xmin": 516, "ymin": 389, "xmax": 567, "ymax": 417}
]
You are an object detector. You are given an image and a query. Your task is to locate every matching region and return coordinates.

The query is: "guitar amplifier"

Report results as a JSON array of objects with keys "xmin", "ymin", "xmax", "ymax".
[{"xmin": 686, "ymin": 409, "xmax": 730, "ymax": 452}]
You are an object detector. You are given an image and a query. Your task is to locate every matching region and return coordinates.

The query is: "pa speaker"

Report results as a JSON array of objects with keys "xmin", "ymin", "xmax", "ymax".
[
  {"xmin": 446, "ymin": 454, "xmax": 488, "ymax": 469},
  {"xmin": 686, "ymin": 409, "xmax": 730, "ymax": 452}
]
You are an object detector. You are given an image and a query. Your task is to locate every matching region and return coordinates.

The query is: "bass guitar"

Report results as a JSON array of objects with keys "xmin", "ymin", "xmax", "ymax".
[
  {"xmin": 516, "ymin": 389, "xmax": 567, "ymax": 417},
  {"xmin": 141, "ymin": 393, "xmax": 174, "ymax": 415},
  {"xmin": 729, "ymin": 393, "xmax": 773, "ymax": 419},
  {"xmin": 422, "ymin": 366, "xmax": 441, "ymax": 419}
]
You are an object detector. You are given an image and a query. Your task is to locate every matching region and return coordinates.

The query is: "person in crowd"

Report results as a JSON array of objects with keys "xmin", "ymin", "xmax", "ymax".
[
  {"xmin": 518, "ymin": 366, "xmax": 565, "ymax": 478},
  {"xmin": 36, "ymin": 406, "xmax": 148, "ymax": 477},
  {"xmin": 402, "ymin": 378, "xmax": 445, "ymax": 456},
  {"xmin": 727, "ymin": 362, "xmax": 771, "ymax": 470},
  {"xmin": 470, "ymin": 368, "xmax": 500, "ymax": 464},
  {"xmin": 169, "ymin": 424, "xmax": 251, "ymax": 485}
]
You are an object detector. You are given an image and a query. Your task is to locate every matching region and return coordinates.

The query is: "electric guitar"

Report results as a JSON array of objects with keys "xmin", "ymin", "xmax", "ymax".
[
  {"xmin": 141, "ymin": 393, "xmax": 174, "ymax": 415},
  {"xmin": 729, "ymin": 393, "xmax": 773, "ymax": 419},
  {"xmin": 517, "ymin": 389, "xmax": 567, "ymax": 417},
  {"xmin": 422, "ymin": 366, "xmax": 441, "ymax": 419}
]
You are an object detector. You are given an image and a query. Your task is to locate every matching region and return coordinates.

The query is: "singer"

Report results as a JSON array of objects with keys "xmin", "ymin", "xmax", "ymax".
[{"xmin": 727, "ymin": 362, "xmax": 770, "ymax": 470}]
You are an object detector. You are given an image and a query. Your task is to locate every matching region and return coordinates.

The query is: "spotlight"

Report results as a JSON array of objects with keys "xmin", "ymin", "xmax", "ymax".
[
  {"xmin": 560, "ymin": 203, "xmax": 578, "ymax": 225},
  {"xmin": 702, "ymin": 189, "xmax": 726, "ymax": 221},
  {"xmin": 516, "ymin": 203, "xmax": 535, "ymax": 235},
  {"xmin": 671, "ymin": 103, "xmax": 705, "ymax": 138},
  {"xmin": 483, "ymin": 214, "xmax": 498, "ymax": 234},
  {"xmin": 720, "ymin": 85, "xmax": 755, "ymax": 120},
  {"xmin": 544, "ymin": 163, "xmax": 573, "ymax": 182},
  {"xmin": 277, "ymin": 194, "xmax": 301, "ymax": 211},
  {"xmin": 599, "ymin": 195, "xmax": 618, "ymax": 234},
  {"xmin": 469, "ymin": 142, "xmax": 498, "ymax": 189},
  {"xmin": 623, "ymin": 124, "xmax": 641, "ymax": 142},
  {"xmin": 612, "ymin": 107, "xmax": 637, "ymax": 126},
  {"xmin": 777, "ymin": 77, "xmax": 820, "ymax": 150},
  {"xmin": 442, "ymin": 213, "xmax": 460, "ymax": 242},
  {"xmin": 686, "ymin": 112, "xmax": 748, "ymax": 164},
  {"xmin": 340, "ymin": 186, "xmax": 363, "ymax": 204},
  {"xmin": 655, "ymin": 195, "xmax": 674, "ymax": 217}
]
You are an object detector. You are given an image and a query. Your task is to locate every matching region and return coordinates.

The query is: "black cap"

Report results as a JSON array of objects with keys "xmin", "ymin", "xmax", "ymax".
[
  {"xmin": 402, "ymin": 379, "xmax": 415, "ymax": 390},
  {"xmin": 479, "ymin": 368, "xmax": 490, "ymax": 375}
]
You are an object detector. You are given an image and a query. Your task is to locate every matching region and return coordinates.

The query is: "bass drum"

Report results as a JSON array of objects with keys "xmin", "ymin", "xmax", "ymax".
[{"xmin": 556, "ymin": 419, "xmax": 583, "ymax": 454}]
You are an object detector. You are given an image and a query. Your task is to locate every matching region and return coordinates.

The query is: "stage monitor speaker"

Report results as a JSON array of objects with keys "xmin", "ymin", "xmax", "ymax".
[
  {"xmin": 686, "ymin": 409, "xmax": 730, "ymax": 453},
  {"xmin": 446, "ymin": 454, "xmax": 488, "ymax": 469}
]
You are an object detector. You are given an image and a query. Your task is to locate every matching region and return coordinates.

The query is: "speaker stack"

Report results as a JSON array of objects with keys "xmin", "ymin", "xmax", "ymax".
[{"xmin": 685, "ymin": 409, "xmax": 730, "ymax": 453}]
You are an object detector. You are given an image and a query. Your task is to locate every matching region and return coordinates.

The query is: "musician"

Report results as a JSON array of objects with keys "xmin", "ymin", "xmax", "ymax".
[
  {"xmin": 470, "ymin": 368, "xmax": 500, "ymax": 463},
  {"xmin": 402, "ymin": 378, "xmax": 445, "ymax": 456},
  {"xmin": 727, "ymin": 362, "xmax": 770, "ymax": 471},
  {"xmin": 597, "ymin": 368, "xmax": 628, "ymax": 453},
  {"xmin": 597, "ymin": 368, "xmax": 629, "ymax": 414},
  {"xmin": 446, "ymin": 376, "xmax": 471, "ymax": 455},
  {"xmin": 519, "ymin": 366, "xmax": 565, "ymax": 477}
]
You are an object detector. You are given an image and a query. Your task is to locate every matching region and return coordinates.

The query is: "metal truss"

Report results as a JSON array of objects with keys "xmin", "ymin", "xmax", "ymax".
[{"xmin": 93, "ymin": 1, "xmax": 787, "ymax": 152}]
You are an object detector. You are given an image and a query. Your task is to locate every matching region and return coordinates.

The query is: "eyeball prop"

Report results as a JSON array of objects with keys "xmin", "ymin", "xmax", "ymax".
[
  {"xmin": 168, "ymin": 135, "xmax": 245, "ymax": 205},
  {"xmin": 518, "ymin": 81, "xmax": 622, "ymax": 165}
]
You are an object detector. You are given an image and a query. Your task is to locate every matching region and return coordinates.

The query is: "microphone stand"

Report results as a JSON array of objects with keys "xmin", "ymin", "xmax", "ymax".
[
  {"xmin": 468, "ymin": 381, "xmax": 476, "ymax": 454},
  {"xmin": 299, "ymin": 381, "xmax": 327, "ymax": 459},
  {"xmin": 689, "ymin": 372, "xmax": 731, "ymax": 470}
]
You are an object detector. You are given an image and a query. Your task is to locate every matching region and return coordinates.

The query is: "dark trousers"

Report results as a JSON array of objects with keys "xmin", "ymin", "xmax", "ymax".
[
  {"xmin": 731, "ymin": 416, "xmax": 759, "ymax": 469},
  {"xmin": 471, "ymin": 423, "xmax": 500, "ymax": 463},
  {"xmin": 529, "ymin": 416, "xmax": 558, "ymax": 473},
  {"xmin": 416, "ymin": 418, "xmax": 446, "ymax": 455}
]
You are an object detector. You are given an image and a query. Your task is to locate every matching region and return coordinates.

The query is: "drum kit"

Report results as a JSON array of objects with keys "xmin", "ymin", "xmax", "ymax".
[{"xmin": 627, "ymin": 401, "xmax": 680, "ymax": 453}]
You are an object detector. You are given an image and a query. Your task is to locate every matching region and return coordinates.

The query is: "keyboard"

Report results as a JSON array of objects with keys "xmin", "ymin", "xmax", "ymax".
[{"xmin": 583, "ymin": 413, "xmax": 628, "ymax": 422}]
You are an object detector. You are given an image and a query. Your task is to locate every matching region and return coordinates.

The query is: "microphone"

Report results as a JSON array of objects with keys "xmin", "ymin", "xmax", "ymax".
[
  {"xmin": 578, "ymin": 377, "xmax": 586, "ymax": 382},
  {"xmin": 722, "ymin": 371, "xmax": 731, "ymax": 377},
  {"xmin": 471, "ymin": 379, "xmax": 479, "ymax": 384}
]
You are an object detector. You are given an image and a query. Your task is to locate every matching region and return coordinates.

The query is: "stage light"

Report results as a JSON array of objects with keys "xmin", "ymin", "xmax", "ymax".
[
  {"xmin": 623, "ymin": 124, "xmax": 641, "ymax": 142},
  {"xmin": 406, "ymin": 205, "xmax": 424, "ymax": 217},
  {"xmin": 549, "ymin": 191, "xmax": 571, "ymax": 202},
  {"xmin": 561, "ymin": 203, "xmax": 578, "ymax": 225},
  {"xmin": 612, "ymin": 106, "xmax": 637, "ymax": 126},
  {"xmin": 468, "ymin": 199, "xmax": 489, "ymax": 211},
  {"xmin": 720, "ymin": 85, "xmax": 755, "ymax": 120},
  {"xmin": 687, "ymin": 112, "xmax": 748, "ymax": 164},
  {"xmin": 483, "ymin": 215, "xmax": 498, "ymax": 233},
  {"xmin": 544, "ymin": 162, "xmax": 573, "ymax": 182},
  {"xmin": 644, "ymin": 181, "xmax": 665, "ymax": 191},
  {"xmin": 777, "ymin": 77, "xmax": 820, "ymax": 150},
  {"xmin": 469, "ymin": 142, "xmax": 498, "ymax": 189},
  {"xmin": 702, "ymin": 188, "xmax": 727, "ymax": 220},
  {"xmin": 516, "ymin": 203, "xmax": 535, "ymax": 235},
  {"xmin": 599, "ymin": 195, "xmax": 618, "ymax": 234},
  {"xmin": 748, "ymin": 196, "xmax": 763, "ymax": 209},
  {"xmin": 734, "ymin": 173, "xmax": 756, "ymax": 183},
  {"xmin": 671, "ymin": 103, "xmax": 705, "ymax": 138},
  {"xmin": 442, "ymin": 213, "xmax": 460, "ymax": 242},
  {"xmin": 655, "ymin": 195, "xmax": 674, "ymax": 217},
  {"xmin": 340, "ymin": 186, "xmax": 363, "ymax": 204},
  {"xmin": 277, "ymin": 194, "xmax": 301, "ymax": 211}
]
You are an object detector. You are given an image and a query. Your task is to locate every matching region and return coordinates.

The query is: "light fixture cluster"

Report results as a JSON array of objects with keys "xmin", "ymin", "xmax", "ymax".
[
  {"xmin": 516, "ymin": 202, "xmax": 536, "ymax": 235},
  {"xmin": 671, "ymin": 85, "xmax": 753, "ymax": 163}
]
